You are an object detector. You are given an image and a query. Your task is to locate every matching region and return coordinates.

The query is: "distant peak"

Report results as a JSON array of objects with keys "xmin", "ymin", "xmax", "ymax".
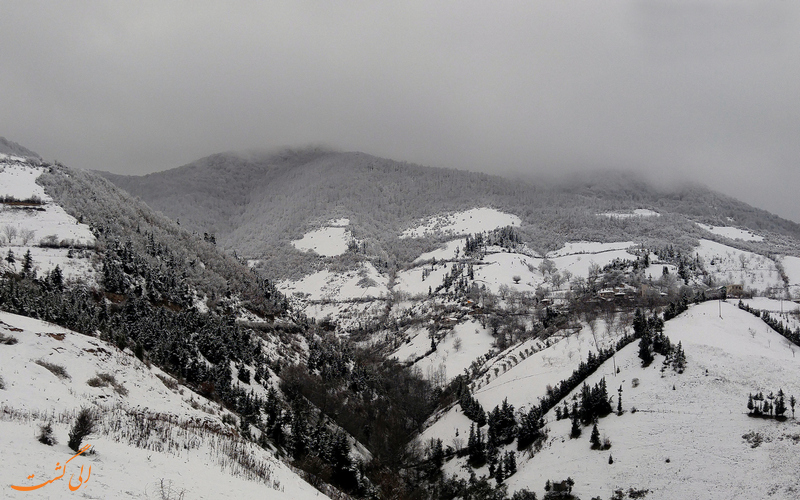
[{"xmin": 0, "ymin": 137, "xmax": 41, "ymax": 159}]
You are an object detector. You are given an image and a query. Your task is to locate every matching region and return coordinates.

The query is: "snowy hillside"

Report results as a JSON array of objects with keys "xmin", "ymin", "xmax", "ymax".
[
  {"xmin": 0, "ymin": 155, "xmax": 96, "ymax": 282},
  {"xmin": 0, "ymin": 311, "xmax": 326, "ymax": 499},
  {"xmin": 423, "ymin": 301, "xmax": 800, "ymax": 499}
]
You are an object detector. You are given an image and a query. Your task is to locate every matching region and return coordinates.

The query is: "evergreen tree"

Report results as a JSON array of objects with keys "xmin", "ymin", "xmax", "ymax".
[
  {"xmin": 590, "ymin": 421, "xmax": 601, "ymax": 449},
  {"xmin": 468, "ymin": 423, "xmax": 486, "ymax": 467},
  {"xmin": 570, "ymin": 408, "xmax": 581, "ymax": 439},
  {"xmin": 21, "ymin": 250, "xmax": 33, "ymax": 277},
  {"xmin": 5, "ymin": 249, "xmax": 15, "ymax": 268},
  {"xmin": 632, "ymin": 308, "xmax": 647, "ymax": 338},
  {"xmin": 775, "ymin": 389, "xmax": 787, "ymax": 418},
  {"xmin": 671, "ymin": 342, "xmax": 686, "ymax": 373},
  {"xmin": 430, "ymin": 438, "xmax": 444, "ymax": 473},
  {"xmin": 48, "ymin": 265, "xmax": 63, "ymax": 291},
  {"xmin": 504, "ymin": 451, "xmax": 516, "ymax": 477},
  {"xmin": 790, "ymin": 395, "xmax": 796, "ymax": 419},
  {"xmin": 747, "ymin": 393, "xmax": 754, "ymax": 414},
  {"xmin": 638, "ymin": 334, "xmax": 653, "ymax": 366}
]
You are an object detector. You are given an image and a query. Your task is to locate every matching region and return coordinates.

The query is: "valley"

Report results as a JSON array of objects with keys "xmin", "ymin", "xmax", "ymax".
[{"xmin": 3, "ymin": 145, "xmax": 800, "ymax": 499}]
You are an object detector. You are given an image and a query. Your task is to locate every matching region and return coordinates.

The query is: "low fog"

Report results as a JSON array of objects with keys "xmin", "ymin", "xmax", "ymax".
[{"xmin": 1, "ymin": 1, "xmax": 798, "ymax": 221}]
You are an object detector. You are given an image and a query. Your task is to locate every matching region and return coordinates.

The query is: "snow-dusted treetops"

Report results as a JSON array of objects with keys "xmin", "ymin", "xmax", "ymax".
[{"xmin": 4, "ymin": 142, "xmax": 800, "ymax": 499}]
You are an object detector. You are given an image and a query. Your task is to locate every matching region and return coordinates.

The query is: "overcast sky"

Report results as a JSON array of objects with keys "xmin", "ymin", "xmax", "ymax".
[{"xmin": 2, "ymin": 1, "xmax": 799, "ymax": 221}]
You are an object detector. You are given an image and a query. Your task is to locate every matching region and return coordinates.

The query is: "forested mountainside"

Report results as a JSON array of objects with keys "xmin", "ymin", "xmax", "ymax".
[
  {"xmin": 1, "ymin": 153, "xmax": 469, "ymax": 498},
  {"xmin": 7, "ymin": 143, "xmax": 800, "ymax": 499},
  {"xmin": 0, "ymin": 136, "xmax": 40, "ymax": 159},
  {"xmin": 101, "ymin": 149, "xmax": 800, "ymax": 279}
]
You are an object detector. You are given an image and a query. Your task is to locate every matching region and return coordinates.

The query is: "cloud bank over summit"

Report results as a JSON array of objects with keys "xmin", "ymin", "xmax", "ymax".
[{"xmin": 1, "ymin": 2, "xmax": 799, "ymax": 221}]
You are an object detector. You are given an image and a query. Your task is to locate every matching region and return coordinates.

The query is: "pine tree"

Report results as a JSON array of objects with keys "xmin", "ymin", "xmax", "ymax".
[
  {"xmin": 590, "ymin": 421, "xmax": 601, "ymax": 449},
  {"xmin": 22, "ymin": 250, "xmax": 33, "ymax": 277},
  {"xmin": 790, "ymin": 395, "xmax": 796, "ymax": 419},
  {"xmin": 504, "ymin": 451, "xmax": 517, "ymax": 477},
  {"xmin": 430, "ymin": 438, "xmax": 444, "ymax": 472},
  {"xmin": 747, "ymin": 393, "xmax": 754, "ymax": 414},
  {"xmin": 570, "ymin": 409, "xmax": 581, "ymax": 439},
  {"xmin": 638, "ymin": 334, "xmax": 653, "ymax": 366},
  {"xmin": 49, "ymin": 265, "xmax": 63, "ymax": 290},
  {"xmin": 775, "ymin": 389, "xmax": 787, "ymax": 418},
  {"xmin": 468, "ymin": 423, "xmax": 486, "ymax": 466},
  {"xmin": 633, "ymin": 308, "xmax": 647, "ymax": 338},
  {"xmin": 672, "ymin": 342, "xmax": 686, "ymax": 373}
]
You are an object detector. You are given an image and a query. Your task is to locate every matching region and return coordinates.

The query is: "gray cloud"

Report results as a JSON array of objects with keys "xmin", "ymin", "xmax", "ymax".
[{"xmin": 1, "ymin": 1, "xmax": 799, "ymax": 221}]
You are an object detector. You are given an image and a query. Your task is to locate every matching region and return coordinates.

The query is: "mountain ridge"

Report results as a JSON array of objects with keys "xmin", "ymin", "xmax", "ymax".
[{"xmin": 99, "ymin": 148, "xmax": 800, "ymax": 280}]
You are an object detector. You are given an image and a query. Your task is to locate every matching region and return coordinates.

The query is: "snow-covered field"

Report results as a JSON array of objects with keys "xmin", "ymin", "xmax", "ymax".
[
  {"xmin": 547, "ymin": 241, "xmax": 635, "ymax": 258},
  {"xmin": 695, "ymin": 239, "xmax": 782, "ymax": 291},
  {"xmin": 279, "ymin": 261, "xmax": 388, "ymax": 302},
  {"xmin": 697, "ymin": 223, "xmax": 764, "ymax": 242},
  {"xmin": 0, "ymin": 312, "xmax": 325, "ymax": 499},
  {"xmin": 400, "ymin": 208, "xmax": 520, "ymax": 239},
  {"xmin": 291, "ymin": 226, "xmax": 351, "ymax": 257},
  {"xmin": 0, "ymin": 159, "xmax": 52, "ymax": 201},
  {"xmin": 413, "ymin": 238, "xmax": 467, "ymax": 264}
]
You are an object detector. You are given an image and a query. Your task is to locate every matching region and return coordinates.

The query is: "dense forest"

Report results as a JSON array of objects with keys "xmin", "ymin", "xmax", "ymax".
[{"xmin": 101, "ymin": 149, "xmax": 800, "ymax": 279}]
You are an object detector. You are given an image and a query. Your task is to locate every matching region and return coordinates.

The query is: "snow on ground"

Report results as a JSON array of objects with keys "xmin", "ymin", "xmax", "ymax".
[
  {"xmin": 279, "ymin": 262, "xmax": 388, "ymax": 302},
  {"xmin": 695, "ymin": 239, "xmax": 782, "ymax": 291},
  {"xmin": 420, "ymin": 320, "xmax": 622, "ymax": 453},
  {"xmin": 740, "ymin": 297, "xmax": 800, "ymax": 314},
  {"xmin": 0, "ymin": 204, "xmax": 95, "ymax": 247},
  {"xmin": 0, "ymin": 246, "xmax": 95, "ymax": 282},
  {"xmin": 0, "ymin": 161, "xmax": 51, "ymax": 201},
  {"xmin": 0, "ymin": 158, "xmax": 97, "ymax": 280},
  {"xmin": 494, "ymin": 301, "xmax": 800, "ymax": 500},
  {"xmin": 395, "ymin": 261, "xmax": 457, "ymax": 297},
  {"xmin": 392, "ymin": 319, "xmax": 496, "ymax": 384},
  {"xmin": 781, "ymin": 256, "xmax": 800, "ymax": 287},
  {"xmin": 547, "ymin": 241, "xmax": 635, "ymax": 258},
  {"xmin": 400, "ymin": 208, "xmax": 521, "ymax": 239},
  {"xmin": 0, "ymin": 312, "xmax": 325, "ymax": 499},
  {"xmin": 291, "ymin": 226, "xmax": 351, "ymax": 257},
  {"xmin": 552, "ymin": 249, "xmax": 637, "ymax": 280},
  {"xmin": 473, "ymin": 253, "xmax": 542, "ymax": 294},
  {"xmin": 598, "ymin": 209, "xmax": 660, "ymax": 219},
  {"xmin": 697, "ymin": 223, "xmax": 764, "ymax": 242},
  {"xmin": 413, "ymin": 238, "xmax": 467, "ymax": 264}
]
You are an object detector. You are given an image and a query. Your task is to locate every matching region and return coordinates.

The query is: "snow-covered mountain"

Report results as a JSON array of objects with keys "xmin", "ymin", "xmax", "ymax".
[
  {"xmin": 7, "ymin": 141, "xmax": 800, "ymax": 499},
  {"xmin": 0, "ymin": 152, "xmax": 349, "ymax": 498}
]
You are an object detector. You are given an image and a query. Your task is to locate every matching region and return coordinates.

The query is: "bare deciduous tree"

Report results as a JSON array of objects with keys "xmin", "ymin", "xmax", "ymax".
[
  {"xmin": 3, "ymin": 225, "xmax": 18, "ymax": 245},
  {"xmin": 20, "ymin": 228, "xmax": 35, "ymax": 246}
]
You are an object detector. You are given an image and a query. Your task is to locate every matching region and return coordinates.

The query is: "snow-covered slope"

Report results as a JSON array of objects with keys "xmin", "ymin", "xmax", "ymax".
[
  {"xmin": 0, "ymin": 155, "xmax": 96, "ymax": 282},
  {"xmin": 0, "ymin": 311, "xmax": 325, "ymax": 499},
  {"xmin": 427, "ymin": 301, "xmax": 800, "ymax": 499},
  {"xmin": 400, "ymin": 208, "xmax": 521, "ymax": 239}
]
